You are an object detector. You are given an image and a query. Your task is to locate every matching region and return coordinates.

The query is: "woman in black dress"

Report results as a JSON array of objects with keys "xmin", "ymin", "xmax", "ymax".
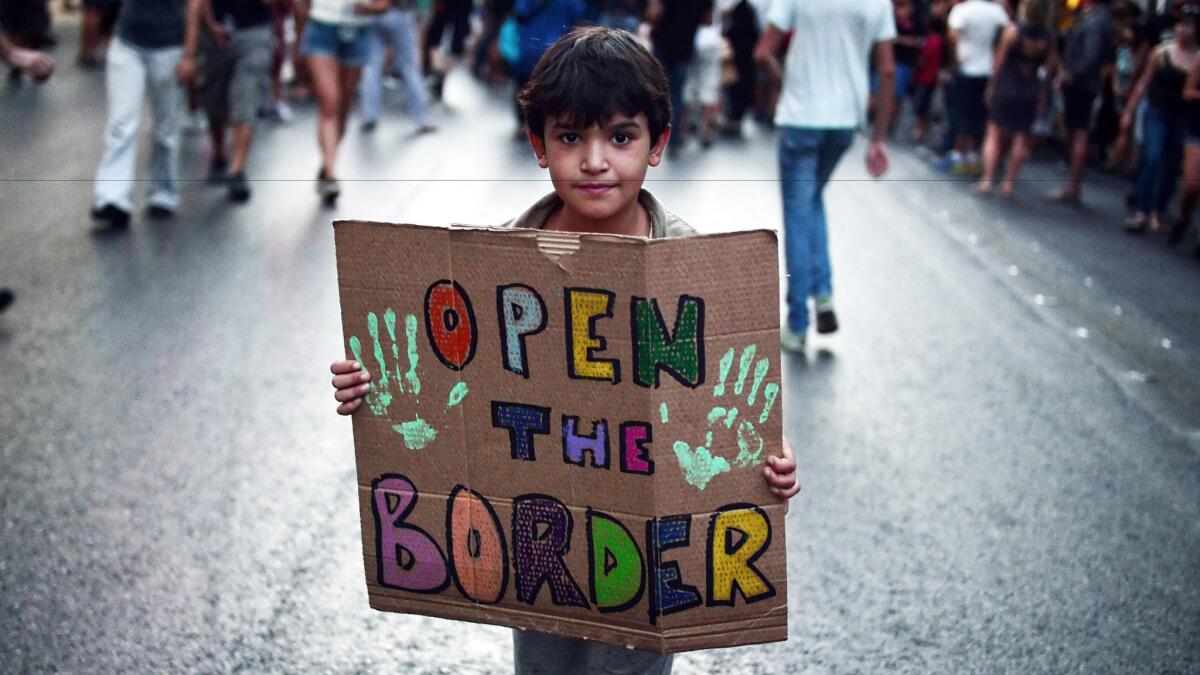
[{"xmin": 977, "ymin": 0, "xmax": 1054, "ymax": 197}]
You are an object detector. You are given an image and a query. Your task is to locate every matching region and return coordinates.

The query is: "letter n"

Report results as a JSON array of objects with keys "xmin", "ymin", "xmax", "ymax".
[{"xmin": 632, "ymin": 295, "xmax": 705, "ymax": 389}]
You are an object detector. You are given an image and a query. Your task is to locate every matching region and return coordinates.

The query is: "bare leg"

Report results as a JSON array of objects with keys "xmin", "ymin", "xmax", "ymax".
[
  {"xmin": 1001, "ymin": 132, "xmax": 1030, "ymax": 197},
  {"xmin": 1066, "ymin": 128, "xmax": 1088, "ymax": 198},
  {"xmin": 308, "ymin": 55, "xmax": 343, "ymax": 178},
  {"xmin": 978, "ymin": 122, "xmax": 1004, "ymax": 191},
  {"xmin": 229, "ymin": 123, "xmax": 255, "ymax": 175},
  {"xmin": 1172, "ymin": 144, "xmax": 1200, "ymax": 244},
  {"xmin": 337, "ymin": 64, "xmax": 362, "ymax": 141}
]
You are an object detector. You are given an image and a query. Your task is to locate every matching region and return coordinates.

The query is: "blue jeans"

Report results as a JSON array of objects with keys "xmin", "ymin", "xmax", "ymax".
[
  {"xmin": 779, "ymin": 127, "xmax": 853, "ymax": 334},
  {"xmin": 360, "ymin": 8, "xmax": 429, "ymax": 126},
  {"xmin": 1136, "ymin": 102, "xmax": 1185, "ymax": 215}
]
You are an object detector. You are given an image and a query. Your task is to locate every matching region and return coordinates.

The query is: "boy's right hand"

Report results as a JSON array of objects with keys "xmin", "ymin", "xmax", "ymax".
[{"xmin": 331, "ymin": 360, "xmax": 372, "ymax": 416}]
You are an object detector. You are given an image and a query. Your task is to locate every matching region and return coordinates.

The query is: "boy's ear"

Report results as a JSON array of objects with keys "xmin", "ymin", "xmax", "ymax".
[
  {"xmin": 528, "ymin": 130, "xmax": 549, "ymax": 169},
  {"xmin": 648, "ymin": 124, "xmax": 672, "ymax": 168}
]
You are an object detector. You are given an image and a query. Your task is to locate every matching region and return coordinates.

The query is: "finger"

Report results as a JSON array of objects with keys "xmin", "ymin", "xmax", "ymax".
[
  {"xmin": 331, "ymin": 360, "xmax": 363, "ymax": 375},
  {"xmin": 332, "ymin": 371, "xmax": 371, "ymax": 389},
  {"xmin": 775, "ymin": 483, "xmax": 801, "ymax": 501},
  {"xmin": 768, "ymin": 455, "xmax": 796, "ymax": 474},
  {"xmin": 337, "ymin": 399, "xmax": 363, "ymax": 416},
  {"xmin": 765, "ymin": 470, "xmax": 795, "ymax": 489},
  {"xmin": 334, "ymin": 383, "xmax": 371, "ymax": 403}
]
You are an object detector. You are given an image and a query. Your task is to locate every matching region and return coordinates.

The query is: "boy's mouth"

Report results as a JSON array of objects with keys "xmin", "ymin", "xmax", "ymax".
[{"xmin": 576, "ymin": 183, "xmax": 617, "ymax": 196}]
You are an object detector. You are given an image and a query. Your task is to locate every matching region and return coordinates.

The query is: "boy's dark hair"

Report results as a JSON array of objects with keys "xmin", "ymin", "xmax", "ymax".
[{"xmin": 518, "ymin": 27, "xmax": 671, "ymax": 144}]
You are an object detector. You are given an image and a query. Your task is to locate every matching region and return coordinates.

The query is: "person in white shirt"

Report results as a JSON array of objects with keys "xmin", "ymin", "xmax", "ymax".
[
  {"xmin": 297, "ymin": 0, "xmax": 387, "ymax": 205},
  {"xmin": 754, "ymin": 0, "xmax": 895, "ymax": 352},
  {"xmin": 940, "ymin": 0, "xmax": 1011, "ymax": 173}
]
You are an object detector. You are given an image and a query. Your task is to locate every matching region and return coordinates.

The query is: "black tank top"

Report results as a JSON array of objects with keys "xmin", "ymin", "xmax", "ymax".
[{"xmin": 1148, "ymin": 47, "xmax": 1189, "ymax": 115}]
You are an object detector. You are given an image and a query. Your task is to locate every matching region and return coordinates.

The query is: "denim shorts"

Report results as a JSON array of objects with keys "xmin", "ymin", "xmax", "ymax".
[{"xmin": 301, "ymin": 19, "xmax": 370, "ymax": 67}]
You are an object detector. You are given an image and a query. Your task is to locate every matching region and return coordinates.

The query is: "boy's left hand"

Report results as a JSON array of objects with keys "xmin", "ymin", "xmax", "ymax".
[{"xmin": 763, "ymin": 439, "xmax": 801, "ymax": 501}]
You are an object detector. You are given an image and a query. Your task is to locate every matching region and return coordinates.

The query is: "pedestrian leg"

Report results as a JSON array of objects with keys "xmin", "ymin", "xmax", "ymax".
[
  {"xmin": 93, "ymin": 38, "xmax": 147, "ymax": 215},
  {"xmin": 393, "ymin": 9, "xmax": 431, "ymax": 128},
  {"xmin": 359, "ymin": 17, "xmax": 388, "ymax": 127},
  {"xmin": 1001, "ymin": 132, "xmax": 1030, "ymax": 197},
  {"xmin": 144, "ymin": 45, "xmax": 184, "ymax": 213},
  {"xmin": 809, "ymin": 129, "xmax": 852, "ymax": 304},
  {"xmin": 778, "ymin": 128, "xmax": 821, "ymax": 338}
]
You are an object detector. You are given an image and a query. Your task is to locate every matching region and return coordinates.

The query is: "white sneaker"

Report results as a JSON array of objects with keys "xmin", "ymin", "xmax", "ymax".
[
  {"xmin": 780, "ymin": 329, "xmax": 807, "ymax": 353},
  {"xmin": 274, "ymin": 99, "xmax": 294, "ymax": 123}
]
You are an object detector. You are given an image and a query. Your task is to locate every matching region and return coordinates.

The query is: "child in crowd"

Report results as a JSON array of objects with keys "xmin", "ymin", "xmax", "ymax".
[{"xmin": 329, "ymin": 27, "xmax": 800, "ymax": 674}]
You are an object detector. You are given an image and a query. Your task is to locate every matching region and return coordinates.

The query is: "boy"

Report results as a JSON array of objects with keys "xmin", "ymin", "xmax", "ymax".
[{"xmin": 330, "ymin": 27, "xmax": 800, "ymax": 674}]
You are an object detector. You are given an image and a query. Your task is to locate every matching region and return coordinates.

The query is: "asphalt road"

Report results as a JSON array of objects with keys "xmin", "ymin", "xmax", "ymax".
[{"xmin": 1, "ymin": 20, "xmax": 1198, "ymax": 674}]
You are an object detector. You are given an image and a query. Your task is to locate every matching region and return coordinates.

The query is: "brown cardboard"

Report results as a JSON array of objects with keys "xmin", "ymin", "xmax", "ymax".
[{"xmin": 335, "ymin": 221, "xmax": 787, "ymax": 654}]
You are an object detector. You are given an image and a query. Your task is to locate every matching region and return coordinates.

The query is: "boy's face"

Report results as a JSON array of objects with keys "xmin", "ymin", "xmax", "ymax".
[{"xmin": 528, "ymin": 113, "xmax": 670, "ymax": 226}]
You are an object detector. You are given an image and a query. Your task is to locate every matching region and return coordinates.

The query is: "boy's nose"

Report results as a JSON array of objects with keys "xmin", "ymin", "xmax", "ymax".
[{"xmin": 581, "ymin": 142, "xmax": 609, "ymax": 173}]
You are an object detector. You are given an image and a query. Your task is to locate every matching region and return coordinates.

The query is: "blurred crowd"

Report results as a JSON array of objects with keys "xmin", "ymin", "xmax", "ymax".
[{"xmin": 3, "ymin": 0, "xmax": 1200, "ymax": 251}]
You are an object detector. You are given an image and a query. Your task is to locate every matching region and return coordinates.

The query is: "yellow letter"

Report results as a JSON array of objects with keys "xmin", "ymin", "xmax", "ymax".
[
  {"xmin": 566, "ymin": 289, "xmax": 619, "ymax": 383},
  {"xmin": 708, "ymin": 506, "xmax": 774, "ymax": 605}
]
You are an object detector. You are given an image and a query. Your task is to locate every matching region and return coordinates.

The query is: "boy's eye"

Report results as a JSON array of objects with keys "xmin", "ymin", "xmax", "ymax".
[
  {"xmin": 559, "ymin": 132, "xmax": 580, "ymax": 144},
  {"xmin": 612, "ymin": 133, "xmax": 632, "ymax": 145}
]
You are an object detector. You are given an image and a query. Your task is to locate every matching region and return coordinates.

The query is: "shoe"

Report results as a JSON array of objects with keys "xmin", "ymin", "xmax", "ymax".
[
  {"xmin": 208, "ymin": 157, "xmax": 229, "ymax": 184},
  {"xmin": 90, "ymin": 203, "xmax": 131, "ymax": 229},
  {"xmin": 780, "ymin": 329, "xmax": 807, "ymax": 353},
  {"xmin": 184, "ymin": 109, "xmax": 208, "ymax": 133},
  {"xmin": 814, "ymin": 296, "xmax": 838, "ymax": 334},
  {"xmin": 416, "ymin": 123, "xmax": 437, "ymax": 135},
  {"xmin": 1043, "ymin": 188, "xmax": 1081, "ymax": 206},
  {"xmin": 931, "ymin": 155, "xmax": 956, "ymax": 172},
  {"xmin": 227, "ymin": 172, "xmax": 251, "ymax": 203},
  {"xmin": 1123, "ymin": 213, "xmax": 1148, "ymax": 233},
  {"xmin": 317, "ymin": 168, "xmax": 340, "ymax": 206},
  {"xmin": 145, "ymin": 204, "xmax": 174, "ymax": 220},
  {"xmin": 361, "ymin": 120, "xmax": 378, "ymax": 133},
  {"xmin": 277, "ymin": 100, "xmax": 293, "ymax": 121},
  {"xmin": 951, "ymin": 160, "xmax": 981, "ymax": 176},
  {"xmin": 0, "ymin": 288, "xmax": 14, "ymax": 314}
]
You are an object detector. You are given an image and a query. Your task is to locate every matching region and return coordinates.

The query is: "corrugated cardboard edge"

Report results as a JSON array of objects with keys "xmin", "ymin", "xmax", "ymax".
[{"xmin": 366, "ymin": 589, "xmax": 788, "ymax": 654}]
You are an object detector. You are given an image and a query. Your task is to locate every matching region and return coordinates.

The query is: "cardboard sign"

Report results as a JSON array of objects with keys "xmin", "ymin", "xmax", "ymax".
[{"xmin": 334, "ymin": 221, "xmax": 787, "ymax": 654}]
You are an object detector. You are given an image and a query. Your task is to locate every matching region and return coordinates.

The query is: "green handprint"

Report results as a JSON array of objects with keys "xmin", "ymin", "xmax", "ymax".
[
  {"xmin": 348, "ymin": 308, "xmax": 470, "ymax": 450},
  {"xmin": 667, "ymin": 345, "xmax": 780, "ymax": 490}
]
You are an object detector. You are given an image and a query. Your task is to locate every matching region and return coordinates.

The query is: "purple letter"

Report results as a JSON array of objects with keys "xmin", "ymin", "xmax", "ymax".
[
  {"xmin": 562, "ymin": 416, "xmax": 609, "ymax": 468},
  {"xmin": 371, "ymin": 474, "xmax": 449, "ymax": 593}
]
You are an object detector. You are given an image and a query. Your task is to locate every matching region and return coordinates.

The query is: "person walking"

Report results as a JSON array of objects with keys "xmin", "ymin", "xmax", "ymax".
[
  {"xmin": 1044, "ymin": 0, "xmax": 1115, "ymax": 204},
  {"xmin": 177, "ymin": 0, "xmax": 277, "ymax": 203},
  {"xmin": 977, "ymin": 0, "xmax": 1054, "ymax": 197},
  {"xmin": 297, "ymin": 0, "xmax": 386, "ymax": 206},
  {"xmin": 359, "ymin": 0, "xmax": 434, "ymax": 134},
  {"xmin": 755, "ymin": 0, "xmax": 896, "ymax": 351},
  {"xmin": 1172, "ymin": 34, "xmax": 1200, "ymax": 255},
  {"xmin": 1121, "ymin": 6, "xmax": 1199, "ymax": 233},
  {"xmin": 937, "ymin": 0, "xmax": 1010, "ymax": 175},
  {"xmin": 90, "ymin": 0, "xmax": 187, "ymax": 230},
  {"xmin": 648, "ymin": 0, "xmax": 710, "ymax": 151}
]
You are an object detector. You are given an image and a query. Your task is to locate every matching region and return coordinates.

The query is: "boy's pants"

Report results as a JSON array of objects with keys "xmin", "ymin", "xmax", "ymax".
[
  {"xmin": 778, "ymin": 126, "xmax": 853, "ymax": 335},
  {"xmin": 361, "ymin": 8, "xmax": 430, "ymax": 126},
  {"xmin": 513, "ymin": 630, "xmax": 673, "ymax": 675},
  {"xmin": 94, "ymin": 37, "xmax": 184, "ymax": 213}
]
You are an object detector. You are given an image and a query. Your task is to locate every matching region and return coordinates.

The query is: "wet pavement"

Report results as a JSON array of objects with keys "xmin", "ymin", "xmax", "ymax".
[{"xmin": 2, "ymin": 21, "xmax": 1199, "ymax": 674}]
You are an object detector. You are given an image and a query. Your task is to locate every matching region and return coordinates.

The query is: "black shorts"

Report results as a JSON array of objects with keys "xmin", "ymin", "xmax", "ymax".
[
  {"xmin": 426, "ymin": 0, "xmax": 472, "ymax": 57},
  {"xmin": 1063, "ymin": 83, "xmax": 1096, "ymax": 131},
  {"xmin": 950, "ymin": 74, "xmax": 989, "ymax": 141}
]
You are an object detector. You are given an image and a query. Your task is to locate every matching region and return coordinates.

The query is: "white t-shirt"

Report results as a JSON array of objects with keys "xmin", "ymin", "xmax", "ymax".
[
  {"xmin": 767, "ymin": 0, "xmax": 896, "ymax": 129},
  {"xmin": 947, "ymin": 0, "xmax": 1010, "ymax": 78},
  {"xmin": 310, "ymin": 0, "xmax": 370, "ymax": 26}
]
